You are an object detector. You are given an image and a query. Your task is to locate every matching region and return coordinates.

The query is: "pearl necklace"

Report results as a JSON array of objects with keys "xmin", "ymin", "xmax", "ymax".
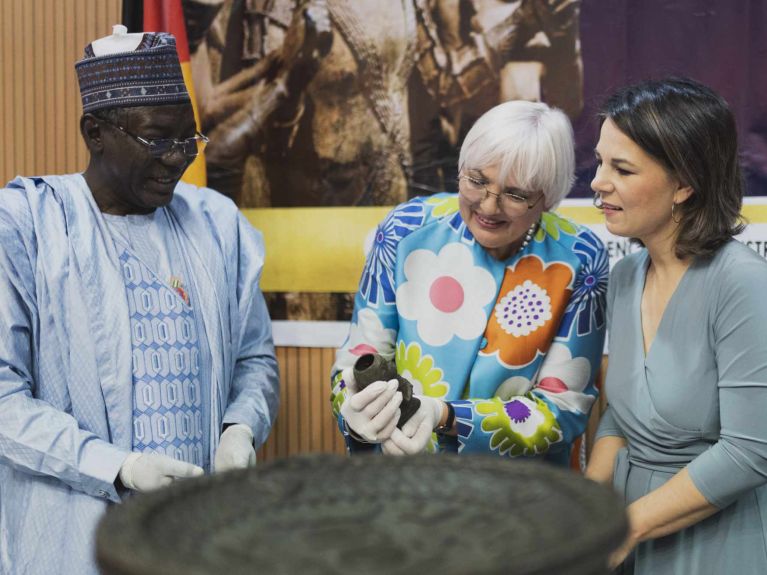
[{"xmin": 513, "ymin": 220, "xmax": 539, "ymax": 257}]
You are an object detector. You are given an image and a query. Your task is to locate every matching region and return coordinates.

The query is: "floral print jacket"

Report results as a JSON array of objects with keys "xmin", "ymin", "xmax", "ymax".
[{"xmin": 331, "ymin": 194, "xmax": 608, "ymax": 464}]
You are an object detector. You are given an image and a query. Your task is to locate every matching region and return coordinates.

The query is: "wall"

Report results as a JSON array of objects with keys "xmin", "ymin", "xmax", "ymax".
[
  {"xmin": 0, "ymin": 0, "xmax": 124, "ymax": 183},
  {"xmin": 258, "ymin": 347, "xmax": 346, "ymax": 461}
]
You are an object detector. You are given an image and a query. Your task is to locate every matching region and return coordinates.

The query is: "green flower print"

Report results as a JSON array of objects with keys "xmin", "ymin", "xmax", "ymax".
[
  {"xmin": 395, "ymin": 341, "xmax": 449, "ymax": 397},
  {"xmin": 425, "ymin": 195, "xmax": 460, "ymax": 218},
  {"xmin": 534, "ymin": 212, "xmax": 578, "ymax": 242},
  {"xmin": 330, "ymin": 371, "xmax": 349, "ymax": 418},
  {"xmin": 475, "ymin": 396, "xmax": 562, "ymax": 456}
]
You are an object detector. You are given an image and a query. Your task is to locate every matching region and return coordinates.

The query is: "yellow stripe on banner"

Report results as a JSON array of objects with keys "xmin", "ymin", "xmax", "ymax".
[
  {"xmin": 180, "ymin": 61, "xmax": 206, "ymax": 187},
  {"xmin": 243, "ymin": 203, "xmax": 767, "ymax": 293},
  {"xmin": 243, "ymin": 207, "xmax": 391, "ymax": 293},
  {"xmin": 556, "ymin": 205, "xmax": 605, "ymax": 224},
  {"xmin": 743, "ymin": 204, "xmax": 767, "ymax": 222}
]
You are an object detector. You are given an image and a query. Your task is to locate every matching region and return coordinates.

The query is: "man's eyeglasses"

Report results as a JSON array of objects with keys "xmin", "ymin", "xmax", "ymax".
[
  {"xmin": 457, "ymin": 173, "xmax": 543, "ymax": 215},
  {"xmin": 99, "ymin": 117, "xmax": 209, "ymax": 159}
]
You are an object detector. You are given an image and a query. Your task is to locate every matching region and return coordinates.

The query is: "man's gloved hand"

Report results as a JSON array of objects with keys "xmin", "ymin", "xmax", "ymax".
[
  {"xmin": 340, "ymin": 379, "xmax": 402, "ymax": 443},
  {"xmin": 118, "ymin": 452, "xmax": 204, "ymax": 492},
  {"xmin": 382, "ymin": 395, "xmax": 443, "ymax": 455},
  {"xmin": 214, "ymin": 423, "xmax": 257, "ymax": 473}
]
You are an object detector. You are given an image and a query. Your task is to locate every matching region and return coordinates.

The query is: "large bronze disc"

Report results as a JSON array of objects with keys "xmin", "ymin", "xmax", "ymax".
[{"xmin": 97, "ymin": 453, "xmax": 626, "ymax": 575}]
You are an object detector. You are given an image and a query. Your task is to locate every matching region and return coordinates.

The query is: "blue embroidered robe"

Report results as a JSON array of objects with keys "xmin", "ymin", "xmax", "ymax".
[{"xmin": 0, "ymin": 174, "xmax": 279, "ymax": 575}]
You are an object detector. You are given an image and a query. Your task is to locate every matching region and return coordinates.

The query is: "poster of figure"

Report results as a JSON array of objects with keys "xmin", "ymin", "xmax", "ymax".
[{"xmin": 180, "ymin": 0, "xmax": 766, "ymax": 326}]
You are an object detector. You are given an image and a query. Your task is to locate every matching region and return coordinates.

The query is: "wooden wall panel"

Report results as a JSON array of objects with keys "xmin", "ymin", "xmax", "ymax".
[
  {"xmin": 257, "ymin": 347, "xmax": 346, "ymax": 463},
  {"xmin": 0, "ymin": 0, "xmax": 121, "ymax": 184}
]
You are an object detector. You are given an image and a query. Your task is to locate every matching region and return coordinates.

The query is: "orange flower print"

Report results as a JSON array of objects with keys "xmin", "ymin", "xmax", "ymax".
[{"xmin": 481, "ymin": 255, "xmax": 573, "ymax": 368}]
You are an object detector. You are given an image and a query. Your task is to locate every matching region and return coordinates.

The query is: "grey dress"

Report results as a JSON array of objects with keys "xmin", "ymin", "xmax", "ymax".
[{"xmin": 596, "ymin": 240, "xmax": 767, "ymax": 574}]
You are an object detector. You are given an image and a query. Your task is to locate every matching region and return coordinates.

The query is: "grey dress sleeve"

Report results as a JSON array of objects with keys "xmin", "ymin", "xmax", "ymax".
[
  {"xmin": 687, "ymin": 254, "xmax": 767, "ymax": 508},
  {"xmin": 595, "ymin": 406, "xmax": 625, "ymax": 440},
  {"xmin": 594, "ymin": 254, "xmax": 625, "ymax": 441}
]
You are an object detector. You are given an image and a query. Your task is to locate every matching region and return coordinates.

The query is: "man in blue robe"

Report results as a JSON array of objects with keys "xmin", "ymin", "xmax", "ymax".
[{"xmin": 0, "ymin": 30, "xmax": 280, "ymax": 575}]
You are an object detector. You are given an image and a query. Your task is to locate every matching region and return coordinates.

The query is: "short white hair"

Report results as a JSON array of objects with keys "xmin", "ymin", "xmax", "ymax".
[{"xmin": 458, "ymin": 100, "xmax": 575, "ymax": 209}]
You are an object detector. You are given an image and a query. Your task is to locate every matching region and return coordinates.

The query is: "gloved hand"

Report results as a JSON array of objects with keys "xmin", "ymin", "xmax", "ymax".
[
  {"xmin": 382, "ymin": 395, "xmax": 444, "ymax": 455},
  {"xmin": 118, "ymin": 452, "xmax": 204, "ymax": 492},
  {"xmin": 214, "ymin": 423, "xmax": 257, "ymax": 472},
  {"xmin": 340, "ymin": 366, "xmax": 360, "ymax": 395},
  {"xmin": 340, "ymin": 379, "xmax": 402, "ymax": 443}
]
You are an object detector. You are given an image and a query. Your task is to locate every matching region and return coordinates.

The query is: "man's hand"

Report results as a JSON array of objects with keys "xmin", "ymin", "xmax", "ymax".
[
  {"xmin": 118, "ymin": 452, "xmax": 204, "ymax": 492},
  {"xmin": 382, "ymin": 395, "xmax": 443, "ymax": 455},
  {"xmin": 214, "ymin": 424, "xmax": 257, "ymax": 473},
  {"xmin": 340, "ymin": 379, "xmax": 402, "ymax": 443}
]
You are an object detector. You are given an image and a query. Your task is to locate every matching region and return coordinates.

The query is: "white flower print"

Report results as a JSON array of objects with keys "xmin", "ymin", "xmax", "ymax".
[
  {"xmin": 397, "ymin": 243, "xmax": 497, "ymax": 347},
  {"xmin": 335, "ymin": 308, "xmax": 397, "ymax": 368},
  {"xmin": 534, "ymin": 342, "xmax": 594, "ymax": 414}
]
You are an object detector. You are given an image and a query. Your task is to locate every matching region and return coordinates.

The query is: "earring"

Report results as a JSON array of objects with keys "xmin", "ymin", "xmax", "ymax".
[
  {"xmin": 671, "ymin": 202, "xmax": 681, "ymax": 223},
  {"xmin": 593, "ymin": 193, "xmax": 604, "ymax": 209}
]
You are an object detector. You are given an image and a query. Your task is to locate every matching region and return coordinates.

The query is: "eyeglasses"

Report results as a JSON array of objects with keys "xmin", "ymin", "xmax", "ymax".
[
  {"xmin": 100, "ymin": 117, "xmax": 209, "ymax": 159},
  {"xmin": 457, "ymin": 173, "xmax": 543, "ymax": 215}
]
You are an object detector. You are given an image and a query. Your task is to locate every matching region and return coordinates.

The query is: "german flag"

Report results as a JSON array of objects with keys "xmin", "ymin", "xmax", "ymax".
[{"xmin": 124, "ymin": 0, "xmax": 207, "ymax": 187}]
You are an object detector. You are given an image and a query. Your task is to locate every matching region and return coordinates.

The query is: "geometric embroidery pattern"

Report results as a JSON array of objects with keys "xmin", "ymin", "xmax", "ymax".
[{"xmin": 120, "ymin": 249, "xmax": 204, "ymax": 467}]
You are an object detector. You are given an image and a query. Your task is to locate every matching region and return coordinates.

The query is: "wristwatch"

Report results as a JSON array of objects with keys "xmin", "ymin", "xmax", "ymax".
[{"xmin": 435, "ymin": 401, "xmax": 455, "ymax": 435}]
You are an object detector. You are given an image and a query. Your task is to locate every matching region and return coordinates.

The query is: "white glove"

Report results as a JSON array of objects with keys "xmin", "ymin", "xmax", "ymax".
[
  {"xmin": 339, "ymin": 366, "xmax": 359, "ymax": 395},
  {"xmin": 340, "ymin": 379, "xmax": 402, "ymax": 443},
  {"xmin": 382, "ymin": 395, "xmax": 443, "ymax": 456},
  {"xmin": 119, "ymin": 452, "xmax": 204, "ymax": 492},
  {"xmin": 214, "ymin": 423, "xmax": 257, "ymax": 473}
]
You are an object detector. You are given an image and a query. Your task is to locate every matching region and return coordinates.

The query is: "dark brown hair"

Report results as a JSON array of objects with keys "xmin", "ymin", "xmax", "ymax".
[{"xmin": 599, "ymin": 77, "xmax": 744, "ymax": 258}]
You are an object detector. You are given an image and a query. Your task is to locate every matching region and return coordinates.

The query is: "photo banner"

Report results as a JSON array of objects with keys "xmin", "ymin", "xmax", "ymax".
[
  {"xmin": 184, "ymin": 0, "xmax": 767, "ymax": 346},
  {"xmin": 246, "ymin": 199, "xmax": 767, "ymax": 347}
]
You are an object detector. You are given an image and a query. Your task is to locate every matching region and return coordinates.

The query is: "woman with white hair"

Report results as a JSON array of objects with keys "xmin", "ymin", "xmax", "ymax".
[{"xmin": 330, "ymin": 100, "xmax": 608, "ymax": 462}]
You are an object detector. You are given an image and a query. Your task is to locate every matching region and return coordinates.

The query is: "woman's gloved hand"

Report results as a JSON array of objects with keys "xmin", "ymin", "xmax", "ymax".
[
  {"xmin": 214, "ymin": 423, "xmax": 257, "ymax": 472},
  {"xmin": 118, "ymin": 452, "xmax": 204, "ymax": 492},
  {"xmin": 340, "ymin": 379, "xmax": 402, "ymax": 443},
  {"xmin": 382, "ymin": 395, "xmax": 443, "ymax": 455}
]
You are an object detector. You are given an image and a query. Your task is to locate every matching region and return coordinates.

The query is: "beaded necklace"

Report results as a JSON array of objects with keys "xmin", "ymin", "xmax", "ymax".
[{"xmin": 513, "ymin": 220, "xmax": 539, "ymax": 257}]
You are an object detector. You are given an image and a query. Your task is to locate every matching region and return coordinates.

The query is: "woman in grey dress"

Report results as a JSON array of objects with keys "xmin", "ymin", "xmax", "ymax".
[{"xmin": 585, "ymin": 77, "xmax": 767, "ymax": 574}]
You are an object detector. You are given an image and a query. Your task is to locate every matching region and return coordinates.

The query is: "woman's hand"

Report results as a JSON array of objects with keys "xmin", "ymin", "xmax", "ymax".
[
  {"xmin": 584, "ymin": 435, "xmax": 626, "ymax": 485},
  {"xmin": 607, "ymin": 468, "xmax": 720, "ymax": 570},
  {"xmin": 381, "ymin": 396, "xmax": 443, "ymax": 455},
  {"xmin": 608, "ymin": 532, "xmax": 638, "ymax": 570},
  {"xmin": 381, "ymin": 411, "xmax": 433, "ymax": 455},
  {"xmin": 340, "ymin": 379, "xmax": 401, "ymax": 443}
]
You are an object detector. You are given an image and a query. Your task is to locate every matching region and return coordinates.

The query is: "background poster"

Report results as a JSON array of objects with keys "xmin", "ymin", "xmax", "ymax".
[{"xmin": 180, "ymin": 0, "xmax": 767, "ymax": 342}]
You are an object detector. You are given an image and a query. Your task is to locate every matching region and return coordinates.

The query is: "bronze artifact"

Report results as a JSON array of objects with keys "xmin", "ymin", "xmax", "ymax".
[
  {"xmin": 352, "ymin": 353, "xmax": 421, "ymax": 427},
  {"xmin": 97, "ymin": 453, "xmax": 627, "ymax": 575}
]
